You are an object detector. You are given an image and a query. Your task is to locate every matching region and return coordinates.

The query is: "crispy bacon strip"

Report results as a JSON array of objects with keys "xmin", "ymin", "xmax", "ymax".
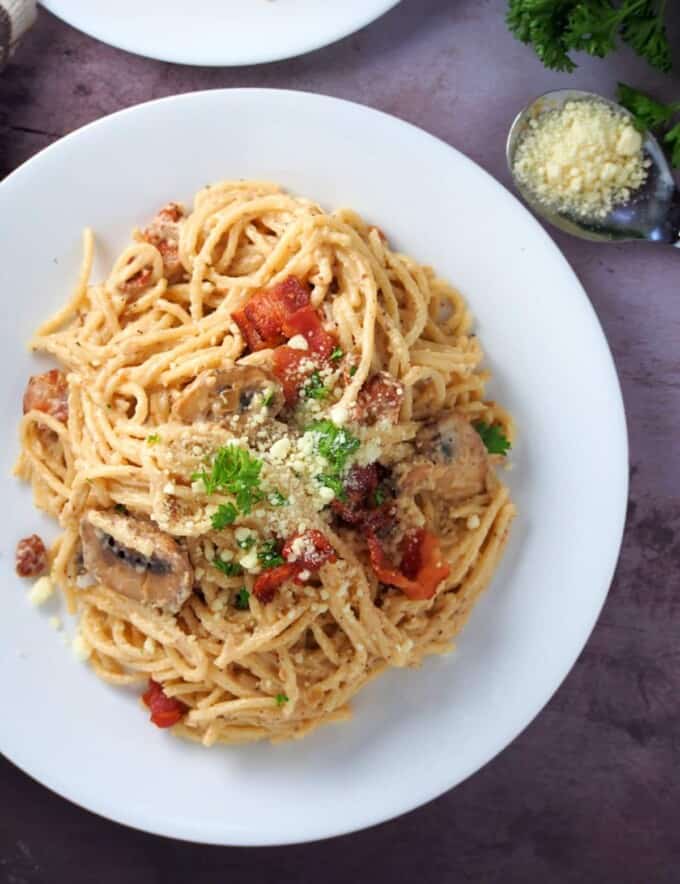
[
  {"xmin": 367, "ymin": 529, "xmax": 450, "ymax": 600},
  {"xmin": 233, "ymin": 276, "xmax": 310, "ymax": 351},
  {"xmin": 283, "ymin": 529, "xmax": 338, "ymax": 571},
  {"xmin": 142, "ymin": 679, "xmax": 186, "ymax": 728},
  {"xmin": 352, "ymin": 372, "xmax": 404, "ymax": 425},
  {"xmin": 253, "ymin": 530, "xmax": 338, "ymax": 603},
  {"xmin": 141, "ymin": 202, "xmax": 185, "ymax": 283},
  {"xmin": 331, "ymin": 464, "xmax": 396, "ymax": 536},
  {"xmin": 23, "ymin": 369, "xmax": 68, "ymax": 422},
  {"xmin": 15, "ymin": 534, "xmax": 47, "ymax": 578},
  {"xmin": 253, "ymin": 563, "xmax": 298, "ymax": 604}
]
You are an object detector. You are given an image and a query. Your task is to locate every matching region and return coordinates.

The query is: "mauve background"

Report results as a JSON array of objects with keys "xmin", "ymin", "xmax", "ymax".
[{"xmin": 1, "ymin": 1, "xmax": 679, "ymax": 881}]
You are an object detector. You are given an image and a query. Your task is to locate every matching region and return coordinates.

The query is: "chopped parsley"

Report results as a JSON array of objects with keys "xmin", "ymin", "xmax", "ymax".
[
  {"xmin": 303, "ymin": 371, "xmax": 329, "ymax": 401},
  {"xmin": 234, "ymin": 587, "xmax": 250, "ymax": 610},
  {"xmin": 349, "ymin": 365, "xmax": 358, "ymax": 377},
  {"xmin": 146, "ymin": 433, "xmax": 161, "ymax": 445},
  {"xmin": 474, "ymin": 421, "xmax": 511, "ymax": 457},
  {"xmin": 237, "ymin": 535, "xmax": 257, "ymax": 551},
  {"xmin": 330, "ymin": 346, "xmax": 344, "ymax": 361},
  {"xmin": 258, "ymin": 539, "xmax": 285, "ymax": 569},
  {"xmin": 275, "ymin": 693, "xmax": 289, "ymax": 707},
  {"xmin": 262, "ymin": 389, "xmax": 275, "ymax": 408},
  {"xmin": 618, "ymin": 82, "xmax": 680, "ymax": 167},
  {"xmin": 192, "ymin": 445, "xmax": 263, "ymax": 513},
  {"xmin": 373, "ymin": 488, "xmax": 386, "ymax": 506},
  {"xmin": 317, "ymin": 473, "xmax": 346, "ymax": 500},
  {"xmin": 268, "ymin": 490, "xmax": 288, "ymax": 507},
  {"xmin": 306, "ymin": 420, "xmax": 360, "ymax": 472},
  {"xmin": 211, "ymin": 503, "xmax": 238, "ymax": 530},
  {"xmin": 114, "ymin": 503, "xmax": 128, "ymax": 514},
  {"xmin": 213, "ymin": 556, "xmax": 244, "ymax": 577},
  {"xmin": 306, "ymin": 420, "xmax": 360, "ymax": 502}
]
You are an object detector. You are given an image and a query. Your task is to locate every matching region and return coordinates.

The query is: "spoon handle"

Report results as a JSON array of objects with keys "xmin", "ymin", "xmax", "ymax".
[{"xmin": 665, "ymin": 189, "xmax": 680, "ymax": 247}]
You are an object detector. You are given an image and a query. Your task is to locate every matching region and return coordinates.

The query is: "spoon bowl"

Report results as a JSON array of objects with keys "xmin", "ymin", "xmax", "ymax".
[{"xmin": 506, "ymin": 89, "xmax": 680, "ymax": 246}]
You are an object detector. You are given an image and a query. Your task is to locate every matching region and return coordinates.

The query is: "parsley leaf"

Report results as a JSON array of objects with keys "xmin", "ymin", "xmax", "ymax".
[
  {"xmin": 330, "ymin": 346, "xmax": 344, "ymax": 361},
  {"xmin": 617, "ymin": 82, "xmax": 680, "ymax": 167},
  {"xmin": 373, "ymin": 488, "xmax": 386, "ymax": 506},
  {"xmin": 664, "ymin": 121, "xmax": 680, "ymax": 168},
  {"xmin": 349, "ymin": 365, "xmax": 358, "ymax": 377},
  {"xmin": 303, "ymin": 371, "xmax": 328, "ymax": 400},
  {"xmin": 474, "ymin": 421, "xmax": 512, "ymax": 457},
  {"xmin": 268, "ymin": 490, "xmax": 288, "ymax": 507},
  {"xmin": 234, "ymin": 587, "xmax": 250, "ymax": 610},
  {"xmin": 506, "ymin": 0, "xmax": 672, "ymax": 74},
  {"xmin": 146, "ymin": 433, "xmax": 161, "ymax": 445},
  {"xmin": 275, "ymin": 693, "xmax": 289, "ymax": 706},
  {"xmin": 211, "ymin": 503, "xmax": 238, "ymax": 530},
  {"xmin": 262, "ymin": 389, "xmax": 275, "ymax": 408},
  {"xmin": 213, "ymin": 556, "xmax": 244, "ymax": 577},
  {"xmin": 305, "ymin": 420, "xmax": 360, "ymax": 472},
  {"xmin": 617, "ymin": 82, "xmax": 678, "ymax": 131},
  {"xmin": 258, "ymin": 539, "xmax": 285, "ymax": 569},
  {"xmin": 192, "ymin": 445, "xmax": 263, "ymax": 513},
  {"xmin": 237, "ymin": 535, "xmax": 256, "ymax": 550},
  {"xmin": 114, "ymin": 503, "xmax": 128, "ymax": 514},
  {"xmin": 317, "ymin": 473, "xmax": 347, "ymax": 500}
]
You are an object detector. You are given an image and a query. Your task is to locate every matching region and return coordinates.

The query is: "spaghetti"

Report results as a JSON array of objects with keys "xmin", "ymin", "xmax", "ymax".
[{"xmin": 15, "ymin": 180, "xmax": 516, "ymax": 745}]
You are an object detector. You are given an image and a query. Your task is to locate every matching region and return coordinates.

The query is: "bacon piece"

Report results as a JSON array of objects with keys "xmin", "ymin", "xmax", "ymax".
[
  {"xmin": 23, "ymin": 369, "xmax": 68, "ymax": 423},
  {"xmin": 253, "ymin": 563, "xmax": 299, "ymax": 604},
  {"xmin": 141, "ymin": 202, "xmax": 185, "ymax": 283},
  {"xmin": 120, "ymin": 266, "xmax": 154, "ymax": 296},
  {"xmin": 352, "ymin": 372, "xmax": 404, "ymax": 425},
  {"xmin": 233, "ymin": 276, "xmax": 311, "ymax": 351},
  {"xmin": 367, "ymin": 529, "xmax": 450, "ymax": 600},
  {"xmin": 142, "ymin": 679, "xmax": 186, "ymax": 728},
  {"xmin": 272, "ymin": 346, "xmax": 311, "ymax": 405},
  {"xmin": 283, "ymin": 529, "xmax": 337, "ymax": 571},
  {"xmin": 281, "ymin": 305, "xmax": 336, "ymax": 361},
  {"xmin": 254, "ymin": 531, "xmax": 338, "ymax": 603},
  {"xmin": 15, "ymin": 534, "xmax": 48, "ymax": 578},
  {"xmin": 331, "ymin": 464, "xmax": 396, "ymax": 536}
]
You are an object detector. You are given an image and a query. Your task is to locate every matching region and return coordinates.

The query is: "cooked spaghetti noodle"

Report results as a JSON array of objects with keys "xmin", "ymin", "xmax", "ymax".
[{"xmin": 15, "ymin": 180, "xmax": 516, "ymax": 745}]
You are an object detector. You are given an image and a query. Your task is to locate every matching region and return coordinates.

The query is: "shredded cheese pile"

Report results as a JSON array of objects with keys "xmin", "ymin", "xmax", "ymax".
[{"xmin": 513, "ymin": 98, "xmax": 649, "ymax": 220}]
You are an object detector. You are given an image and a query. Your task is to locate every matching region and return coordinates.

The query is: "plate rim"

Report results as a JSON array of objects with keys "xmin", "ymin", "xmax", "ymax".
[
  {"xmin": 0, "ymin": 87, "xmax": 629, "ymax": 845},
  {"xmin": 38, "ymin": 0, "xmax": 403, "ymax": 66}
]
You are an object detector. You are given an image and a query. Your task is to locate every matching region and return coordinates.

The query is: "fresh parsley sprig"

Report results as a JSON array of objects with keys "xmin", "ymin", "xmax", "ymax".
[
  {"xmin": 507, "ymin": 1, "xmax": 672, "ymax": 74},
  {"xmin": 474, "ymin": 421, "xmax": 512, "ymax": 457},
  {"xmin": 305, "ymin": 419, "xmax": 361, "ymax": 502},
  {"xmin": 618, "ymin": 82, "xmax": 680, "ymax": 167},
  {"xmin": 192, "ymin": 445, "xmax": 263, "ymax": 514}
]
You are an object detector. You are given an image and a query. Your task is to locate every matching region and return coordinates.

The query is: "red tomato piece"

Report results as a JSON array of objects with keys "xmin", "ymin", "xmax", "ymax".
[
  {"xmin": 367, "ymin": 530, "xmax": 450, "ymax": 601},
  {"xmin": 142, "ymin": 679, "xmax": 186, "ymax": 728},
  {"xmin": 253, "ymin": 562, "xmax": 299, "ymax": 604},
  {"xmin": 282, "ymin": 529, "xmax": 337, "ymax": 571}
]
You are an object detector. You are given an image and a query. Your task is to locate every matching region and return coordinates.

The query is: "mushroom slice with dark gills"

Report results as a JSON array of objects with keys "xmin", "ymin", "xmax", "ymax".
[
  {"xmin": 172, "ymin": 365, "xmax": 284, "ymax": 427},
  {"xmin": 398, "ymin": 413, "xmax": 489, "ymax": 502},
  {"xmin": 80, "ymin": 510, "xmax": 193, "ymax": 613}
]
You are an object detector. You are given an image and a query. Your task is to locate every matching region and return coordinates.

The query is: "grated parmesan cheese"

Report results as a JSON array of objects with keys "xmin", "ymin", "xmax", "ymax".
[
  {"xmin": 513, "ymin": 99, "xmax": 648, "ymax": 220},
  {"xmin": 28, "ymin": 576, "xmax": 54, "ymax": 606}
]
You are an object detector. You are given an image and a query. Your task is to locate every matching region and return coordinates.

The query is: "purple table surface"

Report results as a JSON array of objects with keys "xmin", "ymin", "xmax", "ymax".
[{"xmin": 1, "ymin": 2, "xmax": 679, "ymax": 881}]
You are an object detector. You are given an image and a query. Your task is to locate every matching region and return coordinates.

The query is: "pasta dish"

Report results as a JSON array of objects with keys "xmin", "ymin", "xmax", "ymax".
[{"xmin": 15, "ymin": 180, "xmax": 516, "ymax": 745}]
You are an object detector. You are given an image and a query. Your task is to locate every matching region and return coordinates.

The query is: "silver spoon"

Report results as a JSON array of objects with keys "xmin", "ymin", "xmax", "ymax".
[{"xmin": 506, "ymin": 89, "xmax": 680, "ymax": 246}]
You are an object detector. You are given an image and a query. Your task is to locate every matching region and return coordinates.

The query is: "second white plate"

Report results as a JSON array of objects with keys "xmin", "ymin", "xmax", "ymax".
[{"xmin": 40, "ymin": 0, "xmax": 402, "ymax": 66}]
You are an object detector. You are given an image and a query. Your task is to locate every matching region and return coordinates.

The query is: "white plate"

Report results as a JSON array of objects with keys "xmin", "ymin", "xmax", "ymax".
[
  {"xmin": 0, "ymin": 89, "xmax": 628, "ymax": 846},
  {"xmin": 40, "ymin": 0, "xmax": 402, "ymax": 66}
]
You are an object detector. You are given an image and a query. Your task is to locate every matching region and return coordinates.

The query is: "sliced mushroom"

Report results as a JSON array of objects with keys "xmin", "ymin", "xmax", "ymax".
[
  {"xmin": 80, "ymin": 510, "xmax": 193, "ymax": 613},
  {"xmin": 172, "ymin": 365, "xmax": 284, "ymax": 426},
  {"xmin": 398, "ymin": 413, "xmax": 489, "ymax": 502}
]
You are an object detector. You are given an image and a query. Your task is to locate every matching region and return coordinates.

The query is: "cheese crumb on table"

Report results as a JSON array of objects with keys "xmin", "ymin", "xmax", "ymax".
[{"xmin": 513, "ymin": 99, "xmax": 648, "ymax": 220}]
